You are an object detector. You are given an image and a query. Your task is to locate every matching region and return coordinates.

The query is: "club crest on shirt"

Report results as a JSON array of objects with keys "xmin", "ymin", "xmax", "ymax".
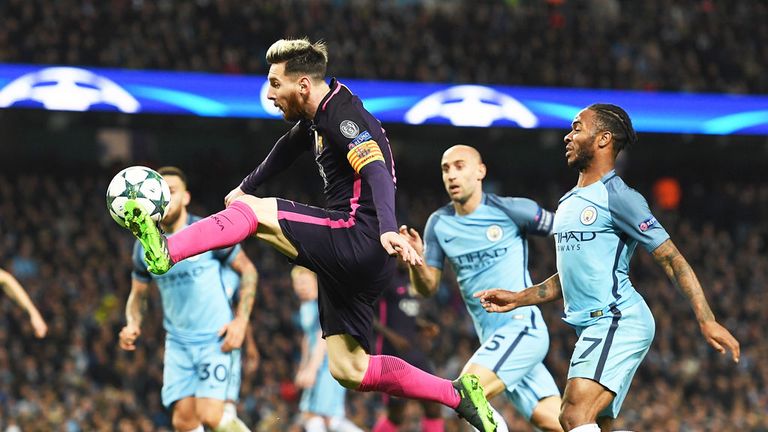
[
  {"xmin": 340, "ymin": 120, "xmax": 360, "ymax": 138},
  {"xmin": 486, "ymin": 224, "xmax": 503, "ymax": 242},
  {"xmin": 580, "ymin": 206, "xmax": 597, "ymax": 225}
]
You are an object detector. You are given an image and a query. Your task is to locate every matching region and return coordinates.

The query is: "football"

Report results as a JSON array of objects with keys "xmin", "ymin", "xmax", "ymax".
[{"xmin": 106, "ymin": 166, "xmax": 171, "ymax": 226}]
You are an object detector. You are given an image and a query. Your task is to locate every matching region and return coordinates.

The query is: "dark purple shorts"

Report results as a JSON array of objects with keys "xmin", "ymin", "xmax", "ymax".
[{"xmin": 277, "ymin": 198, "xmax": 396, "ymax": 353}]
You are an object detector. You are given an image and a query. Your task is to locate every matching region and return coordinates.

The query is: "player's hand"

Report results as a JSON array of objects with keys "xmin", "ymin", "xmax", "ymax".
[
  {"xmin": 224, "ymin": 186, "xmax": 245, "ymax": 208},
  {"xmin": 398, "ymin": 225, "xmax": 425, "ymax": 256},
  {"xmin": 219, "ymin": 316, "xmax": 248, "ymax": 352},
  {"xmin": 295, "ymin": 367, "xmax": 317, "ymax": 389},
  {"xmin": 28, "ymin": 309, "xmax": 48, "ymax": 339},
  {"xmin": 380, "ymin": 231, "xmax": 423, "ymax": 266},
  {"xmin": 700, "ymin": 320, "xmax": 741, "ymax": 363},
  {"xmin": 119, "ymin": 324, "xmax": 141, "ymax": 351},
  {"xmin": 474, "ymin": 289, "xmax": 522, "ymax": 313}
]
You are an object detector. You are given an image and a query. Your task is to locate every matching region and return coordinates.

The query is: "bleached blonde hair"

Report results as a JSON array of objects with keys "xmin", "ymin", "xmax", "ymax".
[{"xmin": 266, "ymin": 38, "xmax": 328, "ymax": 80}]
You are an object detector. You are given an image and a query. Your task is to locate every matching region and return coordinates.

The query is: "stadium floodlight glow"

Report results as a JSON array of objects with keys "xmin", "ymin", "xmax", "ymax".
[{"xmin": 1, "ymin": 63, "xmax": 768, "ymax": 135}]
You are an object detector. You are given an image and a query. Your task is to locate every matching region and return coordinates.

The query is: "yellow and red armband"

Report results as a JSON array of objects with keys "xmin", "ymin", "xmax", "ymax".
[{"xmin": 346, "ymin": 140, "xmax": 384, "ymax": 174}]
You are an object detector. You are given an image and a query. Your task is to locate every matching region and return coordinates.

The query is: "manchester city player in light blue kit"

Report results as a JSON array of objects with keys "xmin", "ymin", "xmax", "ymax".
[
  {"xmin": 291, "ymin": 266, "xmax": 363, "ymax": 432},
  {"xmin": 119, "ymin": 167, "xmax": 258, "ymax": 432},
  {"xmin": 400, "ymin": 145, "xmax": 563, "ymax": 432},
  {"xmin": 476, "ymin": 104, "xmax": 740, "ymax": 432}
]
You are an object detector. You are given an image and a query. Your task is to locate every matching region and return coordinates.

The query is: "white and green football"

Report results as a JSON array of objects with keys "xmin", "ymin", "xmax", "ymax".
[{"xmin": 106, "ymin": 166, "xmax": 171, "ymax": 226}]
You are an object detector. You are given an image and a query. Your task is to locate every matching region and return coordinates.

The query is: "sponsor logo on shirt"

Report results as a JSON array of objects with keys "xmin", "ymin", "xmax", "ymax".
[
  {"xmin": 454, "ymin": 248, "xmax": 508, "ymax": 271},
  {"xmin": 580, "ymin": 206, "xmax": 597, "ymax": 225},
  {"xmin": 639, "ymin": 216, "xmax": 658, "ymax": 232},
  {"xmin": 555, "ymin": 231, "xmax": 597, "ymax": 252},
  {"xmin": 347, "ymin": 130, "xmax": 373, "ymax": 149},
  {"xmin": 340, "ymin": 120, "xmax": 360, "ymax": 138}
]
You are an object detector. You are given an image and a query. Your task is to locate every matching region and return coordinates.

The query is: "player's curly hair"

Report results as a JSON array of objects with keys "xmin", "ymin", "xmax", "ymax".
[
  {"xmin": 266, "ymin": 38, "xmax": 328, "ymax": 81},
  {"xmin": 588, "ymin": 103, "xmax": 637, "ymax": 154}
]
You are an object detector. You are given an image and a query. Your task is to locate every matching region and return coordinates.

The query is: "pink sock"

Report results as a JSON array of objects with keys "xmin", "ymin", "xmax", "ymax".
[
  {"xmin": 421, "ymin": 417, "xmax": 444, "ymax": 432},
  {"xmin": 357, "ymin": 355, "xmax": 460, "ymax": 409},
  {"xmin": 372, "ymin": 417, "xmax": 399, "ymax": 432},
  {"xmin": 168, "ymin": 201, "xmax": 258, "ymax": 263}
]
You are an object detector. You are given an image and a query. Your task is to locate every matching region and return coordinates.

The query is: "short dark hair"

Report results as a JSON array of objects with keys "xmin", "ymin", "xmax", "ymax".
[
  {"xmin": 587, "ymin": 103, "xmax": 637, "ymax": 154},
  {"xmin": 157, "ymin": 166, "xmax": 187, "ymax": 188},
  {"xmin": 266, "ymin": 38, "xmax": 328, "ymax": 81}
]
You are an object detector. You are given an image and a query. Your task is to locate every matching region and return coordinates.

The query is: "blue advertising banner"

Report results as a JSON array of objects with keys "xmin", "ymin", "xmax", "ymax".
[{"xmin": 1, "ymin": 64, "xmax": 766, "ymax": 135}]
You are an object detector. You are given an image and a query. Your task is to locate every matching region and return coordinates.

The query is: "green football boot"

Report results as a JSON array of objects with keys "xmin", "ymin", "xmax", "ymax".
[
  {"xmin": 452, "ymin": 374, "xmax": 497, "ymax": 432},
  {"xmin": 123, "ymin": 199, "xmax": 173, "ymax": 274}
]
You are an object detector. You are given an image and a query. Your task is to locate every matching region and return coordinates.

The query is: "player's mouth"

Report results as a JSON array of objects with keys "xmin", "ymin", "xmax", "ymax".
[
  {"xmin": 448, "ymin": 184, "xmax": 461, "ymax": 194},
  {"xmin": 565, "ymin": 146, "xmax": 574, "ymax": 158}
]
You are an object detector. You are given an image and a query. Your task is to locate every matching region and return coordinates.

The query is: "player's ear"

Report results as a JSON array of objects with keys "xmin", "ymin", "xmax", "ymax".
[
  {"xmin": 298, "ymin": 76, "xmax": 311, "ymax": 93},
  {"xmin": 598, "ymin": 130, "xmax": 612, "ymax": 149},
  {"xmin": 182, "ymin": 191, "xmax": 191, "ymax": 206},
  {"xmin": 477, "ymin": 163, "xmax": 487, "ymax": 181}
]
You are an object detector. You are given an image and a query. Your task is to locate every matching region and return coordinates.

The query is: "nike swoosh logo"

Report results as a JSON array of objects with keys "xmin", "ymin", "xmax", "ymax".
[
  {"xmin": 444, "ymin": 237, "xmax": 457, "ymax": 243},
  {"xmin": 570, "ymin": 360, "xmax": 589, "ymax": 367}
]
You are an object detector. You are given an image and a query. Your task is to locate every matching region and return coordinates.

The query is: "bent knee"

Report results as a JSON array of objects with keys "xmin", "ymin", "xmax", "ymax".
[{"xmin": 328, "ymin": 358, "xmax": 369, "ymax": 389}]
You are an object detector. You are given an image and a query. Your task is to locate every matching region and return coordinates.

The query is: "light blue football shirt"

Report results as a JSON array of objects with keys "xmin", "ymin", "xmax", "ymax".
[
  {"xmin": 423, "ymin": 193, "xmax": 554, "ymax": 342},
  {"xmin": 553, "ymin": 170, "xmax": 670, "ymax": 326},
  {"xmin": 132, "ymin": 214, "xmax": 242, "ymax": 344}
]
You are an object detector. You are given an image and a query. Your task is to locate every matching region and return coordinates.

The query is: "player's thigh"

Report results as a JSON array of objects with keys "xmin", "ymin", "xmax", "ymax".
[
  {"xmin": 235, "ymin": 195, "xmax": 297, "ymax": 258},
  {"xmin": 561, "ymin": 377, "xmax": 615, "ymax": 424},
  {"xmin": 171, "ymin": 397, "xmax": 200, "ymax": 431},
  {"xmin": 326, "ymin": 334, "xmax": 369, "ymax": 386}
]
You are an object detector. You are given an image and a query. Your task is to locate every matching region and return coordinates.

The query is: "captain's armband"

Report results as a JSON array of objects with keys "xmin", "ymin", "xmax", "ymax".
[{"xmin": 346, "ymin": 140, "xmax": 384, "ymax": 174}]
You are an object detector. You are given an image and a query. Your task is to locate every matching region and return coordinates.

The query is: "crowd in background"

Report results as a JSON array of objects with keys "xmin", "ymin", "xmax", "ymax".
[
  {"xmin": 0, "ymin": 167, "xmax": 765, "ymax": 431},
  {"xmin": 1, "ymin": 0, "xmax": 767, "ymax": 94}
]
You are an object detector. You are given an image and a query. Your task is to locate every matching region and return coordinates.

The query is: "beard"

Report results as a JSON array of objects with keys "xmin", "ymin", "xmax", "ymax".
[
  {"xmin": 281, "ymin": 91, "xmax": 306, "ymax": 122},
  {"xmin": 161, "ymin": 205, "xmax": 182, "ymax": 228},
  {"xmin": 567, "ymin": 144, "xmax": 595, "ymax": 172}
]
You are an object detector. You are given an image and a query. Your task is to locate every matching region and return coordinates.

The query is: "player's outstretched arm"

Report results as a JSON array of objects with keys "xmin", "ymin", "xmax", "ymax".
[
  {"xmin": 220, "ymin": 251, "xmax": 258, "ymax": 352},
  {"xmin": 652, "ymin": 239, "xmax": 740, "ymax": 362},
  {"xmin": 120, "ymin": 279, "xmax": 149, "ymax": 350},
  {"xmin": 474, "ymin": 273, "xmax": 562, "ymax": 313},
  {"xmin": 399, "ymin": 225, "xmax": 441, "ymax": 296},
  {"xmin": 0, "ymin": 268, "xmax": 47, "ymax": 338}
]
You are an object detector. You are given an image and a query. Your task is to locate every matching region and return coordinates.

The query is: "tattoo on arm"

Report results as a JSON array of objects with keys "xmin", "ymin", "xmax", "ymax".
[
  {"xmin": 653, "ymin": 240, "xmax": 715, "ymax": 323},
  {"xmin": 238, "ymin": 272, "xmax": 258, "ymax": 318}
]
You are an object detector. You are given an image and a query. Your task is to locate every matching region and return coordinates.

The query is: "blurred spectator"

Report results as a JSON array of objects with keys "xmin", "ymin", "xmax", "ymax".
[{"xmin": 0, "ymin": 0, "xmax": 766, "ymax": 94}]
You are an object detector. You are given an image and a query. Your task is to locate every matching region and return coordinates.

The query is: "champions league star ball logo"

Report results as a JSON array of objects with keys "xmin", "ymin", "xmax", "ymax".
[
  {"xmin": 580, "ymin": 206, "xmax": 597, "ymax": 225},
  {"xmin": 0, "ymin": 67, "xmax": 140, "ymax": 113},
  {"xmin": 405, "ymin": 85, "xmax": 539, "ymax": 128}
]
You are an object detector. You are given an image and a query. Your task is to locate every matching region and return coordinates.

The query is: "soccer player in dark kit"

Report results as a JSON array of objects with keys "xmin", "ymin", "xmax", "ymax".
[{"xmin": 121, "ymin": 38, "xmax": 497, "ymax": 432}]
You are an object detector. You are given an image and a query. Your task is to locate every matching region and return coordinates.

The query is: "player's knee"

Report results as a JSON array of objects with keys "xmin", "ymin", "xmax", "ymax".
[
  {"xmin": 197, "ymin": 409, "xmax": 224, "ymax": 429},
  {"xmin": 328, "ymin": 359, "xmax": 367, "ymax": 389},
  {"xmin": 558, "ymin": 406, "xmax": 581, "ymax": 431}
]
